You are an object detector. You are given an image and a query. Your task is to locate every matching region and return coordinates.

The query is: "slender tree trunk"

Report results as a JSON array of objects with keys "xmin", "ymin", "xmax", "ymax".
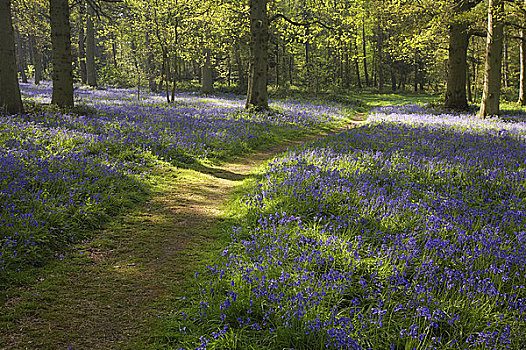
[
  {"xmin": 0, "ymin": 0, "xmax": 23, "ymax": 113},
  {"xmin": 362, "ymin": 19, "xmax": 369, "ymax": 87},
  {"xmin": 245, "ymin": 0, "xmax": 269, "ymax": 110},
  {"xmin": 377, "ymin": 26, "xmax": 384, "ymax": 92},
  {"xmin": 78, "ymin": 0, "xmax": 87, "ymax": 84},
  {"xmin": 50, "ymin": 0, "xmax": 74, "ymax": 107},
  {"xmin": 503, "ymin": 40, "xmax": 509, "ymax": 88},
  {"xmin": 30, "ymin": 35, "xmax": 42, "ymax": 85},
  {"xmin": 353, "ymin": 39, "xmax": 362, "ymax": 88},
  {"xmin": 171, "ymin": 54, "xmax": 178, "ymax": 101},
  {"xmin": 15, "ymin": 29, "xmax": 28, "ymax": 83},
  {"xmin": 478, "ymin": 0, "xmax": 504, "ymax": 116},
  {"xmin": 86, "ymin": 3, "xmax": 97, "ymax": 87},
  {"xmin": 467, "ymin": 65, "xmax": 473, "ymax": 102},
  {"xmin": 391, "ymin": 65, "xmax": 397, "ymax": 91},
  {"xmin": 519, "ymin": 28, "xmax": 526, "ymax": 105},
  {"xmin": 289, "ymin": 52, "xmax": 294, "ymax": 86},
  {"xmin": 235, "ymin": 42, "xmax": 246, "ymax": 92},
  {"xmin": 275, "ymin": 41, "xmax": 279, "ymax": 88},
  {"xmin": 201, "ymin": 48, "xmax": 214, "ymax": 93}
]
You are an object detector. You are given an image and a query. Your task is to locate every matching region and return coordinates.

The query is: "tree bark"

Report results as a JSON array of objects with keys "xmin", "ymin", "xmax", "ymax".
[
  {"xmin": 353, "ymin": 39, "xmax": 362, "ymax": 88},
  {"xmin": 0, "ymin": 0, "xmax": 23, "ymax": 114},
  {"xmin": 50, "ymin": 0, "xmax": 74, "ymax": 107},
  {"xmin": 201, "ymin": 48, "xmax": 214, "ymax": 94},
  {"xmin": 78, "ymin": 0, "xmax": 87, "ymax": 84},
  {"xmin": 362, "ymin": 19, "xmax": 369, "ymax": 87},
  {"xmin": 86, "ymin": 3, "xmax": 97, "ymax": 87},
  {"xmin": 30, "ymin": 35, "xmax": 42, "ymax": 85},
  {"xmin": 234, "ymin": 42, "xmax": 246, "ymax": 92},
  {"xmin": 15, "ymin": 29, "xmax": 28, "ymax": 83},
  {"xmin": 519, "ymin": 28, "xmax": 526, "ymax": 105},
  {"xmin": 245, "ymin": 0, "xmax": 269, "ymax": 110},
  {"xmin": 444, "ymin": 1, "xmax": 471, "ymax": 110},
  {"xmin": 478, "ymin": 0, "xmax": 504, "ymax": 116}
]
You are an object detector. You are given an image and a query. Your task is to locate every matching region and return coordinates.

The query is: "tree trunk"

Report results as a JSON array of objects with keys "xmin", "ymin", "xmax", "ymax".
[
  {"xmin": 30, "ymin": 35, "xmax": 42, "ymax": 85},
  {"xmin": 362, "ymin": 19, "xmax": 369, "ymax": 87},
  {"xmin": 201, "ymin": 49, "xmax": 214, "ymax": 94},
  {"xmin": 0, "ymin": 0, "xmax": 23, "ymax": 114},
  {"xmin": 353, "ymin": 39, "xmax": 362, "ymax": 88},
  {"xmin": 503, "ymin": 40, "xmax": 509, "ymax": 88},
  {"xmin": 519, "ymin": 28, "xmax": 526, "ymax": 105},
  {"xmin": 245, "ymin": 0, "xmax": 269, "ymax": 110},
  {"xmin": 50, "ymin": 0, "xmax": 74, "ymax": 107},
  {"xmin": 444, "ymin": 17, "xmax": 469, "ymax": 109},
  {"xmin": 478, "ymin": 0, "xmax": 504, "ymax": 116},
  {"xmin": 86, "ymin": 3, "xmax": 97, "ymax": 87},
  {"xmin": 15, "ymin": 29, "xmax": 28, "ymax": 83},
  {"xmin": 235, "ymin": 42, "xmax": 246, "ymax": 92},
  {"xmin": 376, "ymin": 25, "xmax": 384, "ymax": 92},
  {"xmin": 467, "ymin": 65, "xmax": 473, "ymax": 102},
  {"xmin": 78, "ymin": 0, "xmax": 87, "ymax": 84}
]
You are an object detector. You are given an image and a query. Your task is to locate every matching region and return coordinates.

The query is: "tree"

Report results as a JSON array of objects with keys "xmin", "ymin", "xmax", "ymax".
[
  {"xmin": 444, "ymin": 0, "xmax": 477, "ymax": 110},
  {"xmin": 86, "ymin": 2, "xmax": 97, "ymax": 87},
  {"xmin": 246, "ymin": 0, "xmax": 269, "ymax": 110},
  {"xmin": 0, "ymin": 0, "xmax": 23, "ymax": 114},
  {"xmin": 478, "ymin": 0, "xmax": 504, "ymax": 116},
  {"xmin": 50, "ymin": 0, "xmax": 74, "ymax": 107}
]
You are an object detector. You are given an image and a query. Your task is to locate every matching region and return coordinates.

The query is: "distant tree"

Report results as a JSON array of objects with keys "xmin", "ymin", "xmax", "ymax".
[
  {"xmin": 86, "ymin": 2, "xmax": 97, "ymax": 87},
  {"xmin": 50, "ymin": 0, "xmax": 74, "ymax": 107},
  {"xmin": 0, "ymin": 0, "xmax": 23, "ymax": 114}
]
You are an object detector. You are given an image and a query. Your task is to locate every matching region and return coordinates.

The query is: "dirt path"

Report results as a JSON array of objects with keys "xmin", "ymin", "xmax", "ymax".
[{"xmin": 0, "ymin": 120, "xmax": 365, "ymax": 349}]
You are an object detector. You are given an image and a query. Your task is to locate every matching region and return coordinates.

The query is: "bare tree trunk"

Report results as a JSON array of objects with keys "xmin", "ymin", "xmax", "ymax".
[
  {"xmin": 78, "ymin": 0, "xmax": 87, "ymax": 84},
  {"xmin": 467, "ymin": 64, "xmax": 473, "ymax": 102},
  {"xmin": 362, "ymin": 19, "xmax": 369, "ymax": 87},
  {"xmin": 50, "ymin": 0, "xmax": 74, "ymax": 107},
  {"xmin": 235, "ymin": 42, "xmax": 246, "ymax": 92},
  {"xmin": 353, "ymin": 39, "xmax": 362, "ymax": 88},
  {"xmin": 86, "ymin": 3, "xmax": 97, "ymax": 87},
  {"xmin": 0, "ymin": 0, "xmax": 23, "ymax": 113},
  {"xmin": 201, "ymin": 48, "xmax": 214, "ymax": 94},
  {"xmin": 15, "ymin": 29, "xmax": 28, "ymax": 83},
  {"xmin": 503, "ymin": 40, "xmax": 509, "ymax": 88},
  {"xmin": 245, "ymin": 0, "xmax": 269, "ymax": 110},
  {"xmin": 444, "ymin": 2, "xmax": 470, "ymax": 110},
  {"xmin": 376, "ymin": 25, "xmax": 384, "ymax": 92},
  {"xmin": 30, "ymin": 35, "xmax": 42, "ymax": 85},
  {"xmin": 519, "ymin": 28, "xmax": 526, "ymax": 105},
  {"xmin": 478, "ymin": 0, "xmax": 504, "ymax": 116}
]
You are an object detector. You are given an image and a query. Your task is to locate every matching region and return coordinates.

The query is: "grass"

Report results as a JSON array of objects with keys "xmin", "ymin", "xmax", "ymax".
[
  {"xmin": 161, "ymin": 103, "xmax": 526, "ymax": 349},
  {"xmin": 1, "ymin": 84, "xmax": 379, "ymax": 348}
]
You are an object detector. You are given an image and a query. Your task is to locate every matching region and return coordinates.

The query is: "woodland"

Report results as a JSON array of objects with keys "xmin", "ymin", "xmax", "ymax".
[{"xmin": 1, "ymin": 0, "xmax": 526, "ymax": 349}]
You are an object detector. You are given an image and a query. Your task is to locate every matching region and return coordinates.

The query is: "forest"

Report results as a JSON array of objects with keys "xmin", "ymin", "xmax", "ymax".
[{"xmin": 1, "ymin": 0, "xmax": 526, "ymax": 349}]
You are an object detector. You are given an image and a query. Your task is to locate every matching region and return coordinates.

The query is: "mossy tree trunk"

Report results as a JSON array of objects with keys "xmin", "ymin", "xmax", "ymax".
[
  {"xmin": 0, "ymin": 0, "xmax": 23, "ymax": 114},
  {"xmin": 50, "ymin": 0, "xmax": 74, "ymax": 107},
  {"xmin": 245, "ymin": 0, "xmax": 269, "ymax": 110},
  {"xmin": 478, "ymin": 0, "xmax": 504, "ymax": 117}
]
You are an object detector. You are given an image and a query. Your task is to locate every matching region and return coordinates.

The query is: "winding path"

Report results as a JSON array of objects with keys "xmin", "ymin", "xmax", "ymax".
[{"xmin": 1, "ymin": 119, "xmax": 364, "ymax": 349}]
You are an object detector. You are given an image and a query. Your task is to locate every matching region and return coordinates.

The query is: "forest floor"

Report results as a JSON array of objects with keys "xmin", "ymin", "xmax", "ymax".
[{"xmin": 0, "ymin": 115, "xmax": 366, "ymax": 349}]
